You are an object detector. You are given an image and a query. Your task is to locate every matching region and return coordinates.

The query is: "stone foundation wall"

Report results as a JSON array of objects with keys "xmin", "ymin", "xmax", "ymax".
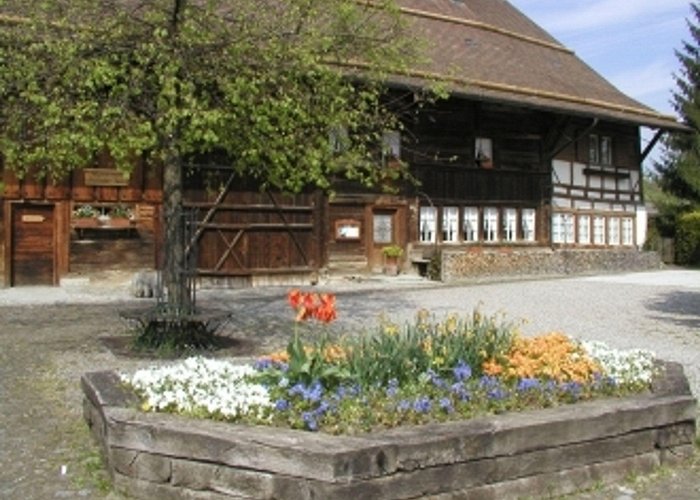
[
  {"xmin": 82, "ymin": 362, "xmax": 696, "ymax": 500},
  {"xmin": 441, "ymin": 247, "xmax": 663, "ymax": 282}
]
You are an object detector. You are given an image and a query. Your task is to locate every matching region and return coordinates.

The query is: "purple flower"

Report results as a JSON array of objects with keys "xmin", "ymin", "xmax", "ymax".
[
  {"xmin": 396, "ymin": 399, "xmax": 411, "ymax": 412},
  {"xmin": 413, "ymin": 396, "xmax": 432, "ymax": 413},
  {"xmin": 450, "ymin": 382, "xmax": 471, "ymax": 401},
  {"xmin": 439, "ymin": 397, "xmax": 454, "ymax": 413},
  {"xmin": 453, "ymin": 360, "xmax": 472, "ymax": 382},
  {"xmin": 302, "ymin": 411, "xmax": 318, "ymax": 431},
  {"xmin": 386, "ymin": 378, "xmax": 399, "ymax": 397},
  {"xmin": 517, "ymin": 378, "xmax": 540, "ymax": 392},
  {"xmin": 274, "ymin": 399, "xmax": 290, "ymax": 411},
  {"xmin": 426, "ymin": 369, "xmax": 447, "ymax": 389}
]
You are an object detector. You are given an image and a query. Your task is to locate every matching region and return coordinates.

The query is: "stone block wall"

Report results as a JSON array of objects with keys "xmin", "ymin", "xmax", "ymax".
[
  {"xmin": 82, "ymin": 362, "xmax": 696, "ymax": 500},
  {"xmin": 441, "ymin": 247, "xmax": 663, "ymax": 282}
]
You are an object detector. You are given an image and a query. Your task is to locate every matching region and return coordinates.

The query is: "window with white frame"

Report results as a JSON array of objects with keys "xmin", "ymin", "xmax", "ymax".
[
  {"xmin": 483, "ymin": 207, "xmax": 499, "ymax": 242},
  {"xmin": 622, "ymin": 218, "xmax": 634, "ymax": 246},
  {"xmin": 521, "ymin": 209, "xmax": 536, "ymax": 242},
  {"xmin": 442, "ymin": 206, "xmax": 459, "ymax": 243},
  {"xmin": 552, "ymin": 213, "xmax": 574, "ymax": 244},
  {"xmin": 593, "ymin": 216, "xmax": 606, "ymax": 245},
  {"xmin": 552, "ymin": 213, "xmax": 564, "ymax": 244},
  {"xmin": 503, "ymin": 208, "xmax": 517, "ymax": 242},
  {"xmin": 578, "ymin": 215, "xmax": 591, "ymax": 245},
  {"xmin": 419, "ymin": 206, "xmax": 437, "ymax": 243},
  {"xmin": 608, "ymin": 217, "xmax": 620, "ymax": 246},
  {"xmin": 463, "ymin": 207, "xmax": 479, "ymax": 242}
]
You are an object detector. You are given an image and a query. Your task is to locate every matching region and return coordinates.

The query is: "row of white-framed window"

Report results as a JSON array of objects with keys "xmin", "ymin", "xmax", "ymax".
[
  {"xmin": 419, "ymin": 206, "xmax": 537, "ymax": 244},
  {"xmin": 551, "ymin": 213, "xmax": 634, "ymax": 246}
]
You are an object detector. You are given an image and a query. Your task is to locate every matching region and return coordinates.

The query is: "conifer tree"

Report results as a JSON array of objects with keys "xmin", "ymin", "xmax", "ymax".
[{"xmin": 654, "ymin": 2, "xmax": 700, "ymax": 209}]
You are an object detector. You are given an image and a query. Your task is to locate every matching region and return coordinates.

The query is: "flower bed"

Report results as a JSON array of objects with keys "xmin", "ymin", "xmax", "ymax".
[
  {"xmin": 81, "ymin": 292, "xmax": 697, "ymax": 498},
  {"xmin": 83, "ymin": 361, "xmax": 695, "ymax": 499}
]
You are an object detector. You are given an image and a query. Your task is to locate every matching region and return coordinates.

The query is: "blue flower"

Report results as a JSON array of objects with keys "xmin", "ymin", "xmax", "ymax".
[
  {"xmin": 314, "ymin": 400, "xmax": 331, "ymax": 416},
  {"xmin": 517, "ymin": 378, "xmax": 540, "ymax": 392},
  {"xmin": 288, "ymin": 380, "xmax": 324, "ymax": 402},
  {"xmin": 426, "ymin": 369, "xmax": 447, "ymax": 389},
  {"xmin": 413, "ymin": 396, "xmax": 432, "ymax": 413},
  {"xmin": 450, "ymin": 382, "xmax": 471, "ymax": 401},
  {"xmin": 396, "ymin": 399, "xmax": 411, "ymax": 412},
  {"xmin": 439, "ymin": 397, "xmax": 454, "ymax": 413},
  {"xmin": 560, "ymin": 381, "xmax": 582, "ymax": 399},
  {"xmin": 274, "ymin": 399, "xmax": 290, "ymax": 411},
  {"xmin": 385, "ymin": 378, "xmax": 399, "ymax": 397},
  {"xmin": 302, "ymin": 411, "xmax": 318, "ymax": 431},
  {"xmin": 453, "ymin": 360, "xmax": 472, "ymax": 382},
  {"xmin": 253, "ymin": 358, "xmax": 274, "ymax": 371}
]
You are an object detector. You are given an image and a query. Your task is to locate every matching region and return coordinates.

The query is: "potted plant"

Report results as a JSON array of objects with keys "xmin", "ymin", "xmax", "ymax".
[
  {"xmin": 382, "ymin": 244, "xmax": 404, "ymax": 276},
  {"xmin": 107, "ymin": 205, "xmax": 133, "ymax": 228},
  {"xmin": 72, "ymin": 204, "xmax": 99, "ymax": 228}
]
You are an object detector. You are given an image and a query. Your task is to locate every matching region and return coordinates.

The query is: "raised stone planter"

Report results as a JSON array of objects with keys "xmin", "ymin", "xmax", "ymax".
[{"xmin": 82, "ymin": 362, "xmax": 696, "ymax": 499}]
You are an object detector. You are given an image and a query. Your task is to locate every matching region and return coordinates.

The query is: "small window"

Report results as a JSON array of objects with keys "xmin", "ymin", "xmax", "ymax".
[
  {"xmin": 382, "ymin": 130, "xmax": 401, "ymax": 161},
  {"xmin": 503, "ymin": 208, "xmax": 517, "ymax": 242},
  {"xmin": 608, "ymin": 217, "xmax": 620, "ymax": 246},
  {"xmin": 419, "ymin": 206, "xmax": 437, "ymax": 243},
  {"xmin": 552, "ymin": 213, "xmax": 574, "ymax": 244},
  {"xmin": 483, "ymin": 207, "xmax": 499, "ymax": 242},
  {"xmin": 593, "ymin": 216, "xmax": 606, "ymax": 245},
  {"xmin": 578, "ymin": 215, "xmax": 591, "ymax": 245},
  {"xmin": 442, "ymin": 206, "xmax": 459, "ymax": 243},
  {"xmin": 589, "ymin": 134, "xmax": 612, "ymax": 165},
  {"xmin": 373, "ymin": 213, "xmax": 393, "ymax": 244},
  {"xmin": 475, "ymin": 137, "xmax": 493, "ymax": 168},
  {"xmin": 463, "ymin": 207, "xmax": 479, "ymax": 242},
  {"xmin": 329, "ymin": 125, "xmax": 349, "ymax": 153},
  {"xmin": 622, "ymin": 218, "xmax": 634, "ymax": 246},
  {"xmin": 521, "ymin": 209, "xmax": 536, "ymax": 242}
]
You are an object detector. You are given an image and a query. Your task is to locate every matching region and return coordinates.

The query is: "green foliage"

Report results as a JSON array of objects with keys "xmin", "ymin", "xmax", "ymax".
[
  {"xmin": 675, "ymin": 210, "xmax": 700, "ymax": 265},
  {"xmin": 0, "ymin": 0, "xmax": 423, "ymax": 191},
  {"xmin": 340, "ymin": 310, "xmax": 517, "ymax": 389},
  {"xmin": 653, "ymin": 2, "xmax": 700, "ymax": 210}
]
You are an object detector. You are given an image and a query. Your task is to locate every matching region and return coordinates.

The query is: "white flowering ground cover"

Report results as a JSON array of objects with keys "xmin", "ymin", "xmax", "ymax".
[
  {"xmin": 124, "ymin": 357, "xmax": 272, "ymax": 419},
  {"xmin": 121, "ymin": 339, "xmax": 658, "ymax": 433}
]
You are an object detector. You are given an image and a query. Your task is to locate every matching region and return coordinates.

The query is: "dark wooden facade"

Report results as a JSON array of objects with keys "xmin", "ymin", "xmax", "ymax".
[{"xmin": 0, "ymin": 93, "xmax": 650, "ymax": 286}]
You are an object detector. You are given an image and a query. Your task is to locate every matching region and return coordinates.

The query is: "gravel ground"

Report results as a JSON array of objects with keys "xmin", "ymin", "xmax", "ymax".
[{"xmin": 0, "ymin": 269, "xmax": 699, "ymax": 499}]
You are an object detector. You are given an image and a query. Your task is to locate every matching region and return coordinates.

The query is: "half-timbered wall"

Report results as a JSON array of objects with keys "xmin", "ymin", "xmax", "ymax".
[{"xmin": 550, "ymin": 122, "xmax": 644, "ymax": 248}]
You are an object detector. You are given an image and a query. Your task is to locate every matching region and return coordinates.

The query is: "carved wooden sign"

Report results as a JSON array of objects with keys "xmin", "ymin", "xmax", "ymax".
[{"xmin": 84, "ymin": 168, "xmax": 130, "ymax": 187}]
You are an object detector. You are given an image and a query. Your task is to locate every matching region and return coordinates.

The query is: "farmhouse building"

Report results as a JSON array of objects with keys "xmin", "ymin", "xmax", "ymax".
[{"xmin": 0, "ymin": 0, "xmax": 686, "ymax": 286}]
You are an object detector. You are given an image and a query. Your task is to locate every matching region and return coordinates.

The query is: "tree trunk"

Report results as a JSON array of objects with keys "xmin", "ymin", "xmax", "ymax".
[{"xmin": 162, "ymin": 139, "xmax": 192, "ymax": 315}]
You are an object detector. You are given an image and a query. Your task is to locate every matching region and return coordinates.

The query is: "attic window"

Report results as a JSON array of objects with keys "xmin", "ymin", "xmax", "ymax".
[{"xmin": 589, "ymin": 134, "xmax": 612, "ymax": 165}]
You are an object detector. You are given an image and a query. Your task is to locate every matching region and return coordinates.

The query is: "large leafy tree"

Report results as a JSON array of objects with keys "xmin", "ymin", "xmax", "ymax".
[
  {"xmin": 651, "ymin": 1, "xmax": 700, "ymax": 235},
  {"xmin": 0, "ymin": 0, "xmax": 417, "ymax": 312}
]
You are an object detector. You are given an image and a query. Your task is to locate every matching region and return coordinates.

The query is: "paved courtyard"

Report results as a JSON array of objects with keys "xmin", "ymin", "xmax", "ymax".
[{"xmin": 0, "ymin": 269, "xmax": 699, "ymax": 499}]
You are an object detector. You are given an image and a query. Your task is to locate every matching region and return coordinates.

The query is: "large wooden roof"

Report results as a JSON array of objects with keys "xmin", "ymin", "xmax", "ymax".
[{"xmin": 391, "ymin": 0, "xmax": 684, "ymax": 130}]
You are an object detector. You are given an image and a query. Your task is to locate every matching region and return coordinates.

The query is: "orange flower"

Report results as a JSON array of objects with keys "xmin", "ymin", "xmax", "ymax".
[
  {"xmin": 482, "ymin": 358, "xmax": 504, "ymax": 376},
  {"xmin": 287, "ymin": 289, "xmax": 337, "ymax": 324}
]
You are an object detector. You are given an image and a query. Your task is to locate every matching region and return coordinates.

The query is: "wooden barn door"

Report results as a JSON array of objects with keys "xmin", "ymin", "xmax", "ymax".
[{"xmin": 10, "ymin": 203, "xmax": 56, "ymax": 286}]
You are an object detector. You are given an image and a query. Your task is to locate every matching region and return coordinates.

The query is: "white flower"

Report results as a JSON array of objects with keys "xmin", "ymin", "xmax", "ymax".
[
  {"xmin": 581, "ymin": 340, "xmax": 656, "ymax": 386},
  {"xmin": 121, "ymin": 357, "xmax": 271, "ymax": 419}
]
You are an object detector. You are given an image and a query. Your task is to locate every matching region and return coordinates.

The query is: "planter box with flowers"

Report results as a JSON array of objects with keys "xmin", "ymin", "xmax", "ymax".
[
  {"xmin": 82, "ymin": 292, "xmax": 696, "ymax": 499},
  {"xmin": 72, "ymin": 204, "xmax": 100, "ymax": 228},
  {"xmin": 105, "ymin": 205, "xmax": 133, "ymax": 228}
]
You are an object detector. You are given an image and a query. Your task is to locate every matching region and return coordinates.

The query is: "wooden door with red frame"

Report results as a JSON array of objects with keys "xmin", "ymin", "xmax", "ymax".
[{"xmin": 10, "ymin": 203, "xmax": 56, "ymax": 286}]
